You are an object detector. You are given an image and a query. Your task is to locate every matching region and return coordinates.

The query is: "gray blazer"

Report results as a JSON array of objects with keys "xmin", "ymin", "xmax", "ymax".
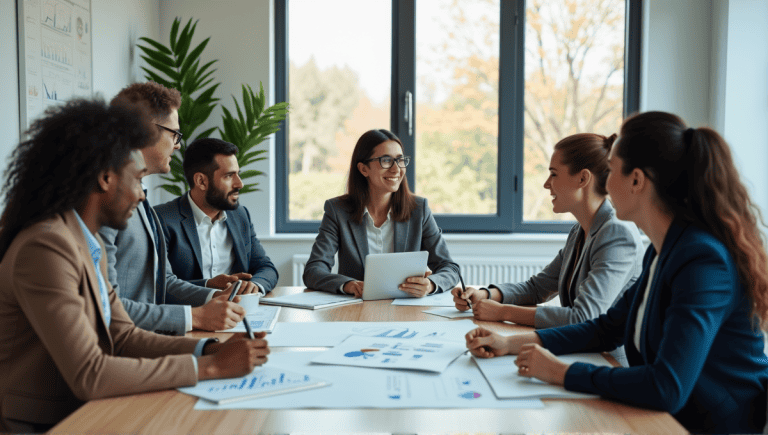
[
  {"xmin": 99, "ymin": 199, "xmax": 212, "ymax": 336},
  {"xmin": 494, "ymin": 199, "xmax": 643, "ymax": 361},
  {"xmin": 303, "ymin": 196, "xmax": 459, "ymax": 294}
]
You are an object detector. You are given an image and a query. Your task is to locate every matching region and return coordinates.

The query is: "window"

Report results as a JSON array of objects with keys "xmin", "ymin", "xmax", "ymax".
[{"xmin": 276, "ymin": 0, "xmax": 640, "ymax": 233}]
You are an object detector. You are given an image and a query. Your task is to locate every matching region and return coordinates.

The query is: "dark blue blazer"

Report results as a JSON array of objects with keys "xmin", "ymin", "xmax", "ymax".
[
  {"xmin": 154, "ymin": 193, "xmax": 278, "ymax": 293},
  {"xmin": 537, "ymin": 219, "xmax": 768, "ymax": 434}
]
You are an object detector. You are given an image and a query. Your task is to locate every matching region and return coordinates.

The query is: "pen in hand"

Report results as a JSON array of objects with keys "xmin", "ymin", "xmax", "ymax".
[
  {"xmin": 243, "ymin": 315, "xmax": 255, "ymax": 340},
  {"xmin": 458, "ymin": 274, "xmax": 471, "ymax": 310},
  {"xmin": 227, "ymin": 280, "xmax": 242, "ymax": 302}
]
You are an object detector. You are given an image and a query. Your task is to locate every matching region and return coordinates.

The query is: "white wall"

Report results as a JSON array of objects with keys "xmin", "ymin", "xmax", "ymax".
[{"xmin": 720, "ymin": 0, "xmax": 768, "ymax": 219}]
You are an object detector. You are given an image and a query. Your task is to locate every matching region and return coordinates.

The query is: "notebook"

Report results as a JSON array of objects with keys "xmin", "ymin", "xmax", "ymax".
[
  {"xmin": 178, "ymin": 367, "xmax": 331, "ymax": 404},
  {"xmin": 260, "ymin": 291, "xmax": 363, "ymax": 310}
]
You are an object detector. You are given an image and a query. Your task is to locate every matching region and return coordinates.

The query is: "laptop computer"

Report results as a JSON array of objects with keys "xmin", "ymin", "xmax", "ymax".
[{"xmin": 361, "ymin": 251, "xmax": 430, "ymax": 301}]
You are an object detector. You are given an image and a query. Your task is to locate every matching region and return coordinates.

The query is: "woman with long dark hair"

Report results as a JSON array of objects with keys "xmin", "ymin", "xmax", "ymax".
[
  {"xmin": 465, "ymin": 111, "xmax": 768, "ymax": 433},
  {"xmin": 303, "ymin": 129, "xmax": 459, "ymax": 297}
]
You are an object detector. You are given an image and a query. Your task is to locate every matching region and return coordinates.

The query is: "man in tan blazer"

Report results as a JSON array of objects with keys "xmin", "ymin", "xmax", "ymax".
[{"xmin": 0, "ymin": 99, "xmax": 269, "ymax": 432}]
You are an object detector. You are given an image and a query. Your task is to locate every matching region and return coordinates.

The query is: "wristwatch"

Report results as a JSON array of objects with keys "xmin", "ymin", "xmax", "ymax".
[
  {"xmin": 480, "ymin": 287, "xmax": 492, "ymax": 300},
  {"xmin": 202, "ymin": 337, "xmax": 219, "ymax": 355}
]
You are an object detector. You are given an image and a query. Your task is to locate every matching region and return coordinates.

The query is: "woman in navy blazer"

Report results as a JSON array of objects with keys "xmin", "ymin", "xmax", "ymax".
[
  {"xmin": 465, "ymin": 111, "xmax": 768, "ymax": 433},
  {"xmin": 303, "ymin": 129, "xmax": 459, "ymax": 297}
]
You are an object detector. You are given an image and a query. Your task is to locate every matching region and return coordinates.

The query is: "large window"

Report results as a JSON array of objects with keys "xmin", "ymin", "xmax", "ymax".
[{"xmin": 276, "ymin": 0, "xmax": 640, "ymax": 233}]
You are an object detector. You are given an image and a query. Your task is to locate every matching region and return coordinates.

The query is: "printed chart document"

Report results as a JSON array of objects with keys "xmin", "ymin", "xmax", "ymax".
[
  {"xmin": 391, "ymin": 291, "xmax": 455, "ymax": 306},
  {"xmin": 474, "ymin": 353, "xmax": 613, "ymax": 399},
  {"xmin": 268, "ymin": 319, "xmax": 477, "ymax": 347},
  {"xmin": 178, "ymin": 367, "xmax": 330, "ymax": 404},
  {"xmin": 423, "ymin": 307, "xmax": 474, "ymax": 319},
  {"xmin": 260, "ymin": 291, "xmax": 362, "ymax": 310},
  {"xmin": 217, "ymin": 305, "xmax": 281, "ymax": 333},
  {"xmin": 194, "ymin": 351, "xmax": 544, "ymax": 410},
  {"xmin": 311, "ymin": 335, "xmax": 467, "ymax": 373}
]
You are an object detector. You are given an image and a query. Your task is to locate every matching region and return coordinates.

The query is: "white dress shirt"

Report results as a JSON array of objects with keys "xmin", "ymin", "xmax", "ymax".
[
  {"xmin": 188, "ymin": 195, "xmax": 264, "ymax": 295},
  {"xmin": 634, "ymin": 256, "xmax": 659, "ymax": 350},
  {"xmin": 188, "ymin": 195, "xmax": 237, "ymax": 280}
]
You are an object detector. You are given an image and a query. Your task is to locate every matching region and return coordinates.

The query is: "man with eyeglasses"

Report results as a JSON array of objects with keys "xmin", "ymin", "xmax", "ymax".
[{"xmin": 100, "ymin": 82, "xmax": 249, "ymax": 336}]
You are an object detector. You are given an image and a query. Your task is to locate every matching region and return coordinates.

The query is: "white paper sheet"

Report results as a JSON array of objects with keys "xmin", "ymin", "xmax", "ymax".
[
  {"xmin": 391, "ymin": 291, "xmax": 455, "ymax": 306},
  {"xmin": 178, "ymin": 366, "xmax": 330, "ymax": 404},
  {"xmin": 194, "ymin": 350, "xmax": 544, "ymax": 410},
  {"xmin": 473, "ymin": 353, "xmax": 613, "ymax": 399},
  {"xmin": 422, "ymin": 307, "xmax": 474, "ymax": 319},
  {"xmin": 268, "ymin": 319, "xmax": 477, "ymax": 347},
  {"xmin": 311, "ymin": 335, "xmax": 468, "ymax": 373},
  {"xmin": 217, "ymin": 305, "xmax": 281, "ymax": 333}
]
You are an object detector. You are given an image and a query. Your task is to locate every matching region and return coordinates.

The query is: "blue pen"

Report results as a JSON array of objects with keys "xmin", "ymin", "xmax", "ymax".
[{"xmin": 243, "ymin": 316, "xmax": 255, "ymax": 339}]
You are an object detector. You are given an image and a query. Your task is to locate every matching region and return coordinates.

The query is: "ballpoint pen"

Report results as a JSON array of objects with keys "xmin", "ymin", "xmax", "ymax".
[
  {"xmin": 227, "ymin": 280, "xmax": 242, "ymax": 301},
  {"xmin": 243, "ymin": 315, "xmax": 255, "ymax": 339},
  {"xmin": 457, "ymin": 273, "xmax": 471, "ymax": 310}
]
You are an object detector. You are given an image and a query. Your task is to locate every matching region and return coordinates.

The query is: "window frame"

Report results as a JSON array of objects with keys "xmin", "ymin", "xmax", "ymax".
[{"xmin": 275, "ymin": 0, "xmax": 641, "ymax": 233}]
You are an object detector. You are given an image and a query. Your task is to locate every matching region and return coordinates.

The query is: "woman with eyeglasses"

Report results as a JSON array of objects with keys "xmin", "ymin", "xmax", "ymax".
[
  {"xmin": 452, "ymin": 132, "xmax": 644, "ymax": 365},
  {"xmin": 303, "ymin": 129, "xmax": 459, "ymax": 298},
  {"xmin": 465, "ymin": 112, "xmax": 768, "ymax": 434}
]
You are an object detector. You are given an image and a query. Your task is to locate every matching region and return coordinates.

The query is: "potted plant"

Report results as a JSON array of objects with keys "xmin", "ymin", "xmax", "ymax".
[{"xmin": 137, "ymin": 17, "xmax": 288, "ymax": 196}]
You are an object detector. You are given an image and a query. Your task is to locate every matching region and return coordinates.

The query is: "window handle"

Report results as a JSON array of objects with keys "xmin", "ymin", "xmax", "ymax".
[{"xmin": 404, "ymin": 90, "xmax": 413, "ymax": 136}]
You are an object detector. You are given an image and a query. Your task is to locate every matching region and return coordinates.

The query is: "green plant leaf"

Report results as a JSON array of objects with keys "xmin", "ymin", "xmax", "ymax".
[
  {"xmin": 239, "ymin": 169, "xmax": 264, "ymax": 179},
  {"xmin": 175, "ymin": 19, "xmax": 197, "ymax": 67},
  {"xmin": 196, "ymin": 126, "xmax": 217, "ymax": 140},
  {"xmin": 138, "ymin": 37, "xmax": 173, "ymax": 55},
  {"xmin": 158, "ymin": 184, "xmax": 183, "ymax": 196},
  {"xmin": 240, "ymin": 185, "xmax": 261, "ymax": 194},
  {"xmin": 180, "ymin": 37, "xmax": 211, "ymax": 78},
  {"xmin": 141, "ymin": 55, "xmax": 179, "ymax": 82},
  {"xmin": 137, "ymin": 46, "xmax": 176, "ymax": 68},
  {"xmin": 140, "ymin": 68, "xmax": 173, "ymax": 89},
  {"xmin": 169, "ymin": 18, "xmax": 181, "ymax": 51}
]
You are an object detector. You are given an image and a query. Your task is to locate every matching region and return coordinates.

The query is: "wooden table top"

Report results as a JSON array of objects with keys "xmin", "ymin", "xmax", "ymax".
[{"xmin": 50, "ymin": 287, "xmax": 686, "ymax": 434}]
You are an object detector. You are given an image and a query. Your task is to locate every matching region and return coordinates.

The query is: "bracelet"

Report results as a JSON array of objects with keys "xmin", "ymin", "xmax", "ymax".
[
  {"xmin": 481, "ymin": 287, "xmax": 492, "ymax": 300},
  {"xmin": 202, "ymin": 337, "xmax": 219, "ymax": 355}
]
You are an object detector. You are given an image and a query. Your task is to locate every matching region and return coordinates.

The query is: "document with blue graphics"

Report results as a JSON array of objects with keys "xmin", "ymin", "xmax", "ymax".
[
  {"xmin": 217, "ymin": 304, "xmax": 281, "ymax": 333},
  {"xmin": 194, "ymin": 351, "xmax": 544, "ymax": 410},
  {"xmin": 311, "ymin": 335, "xmax": 467, "ymax": 373},
  {"xmin": 178, "ymin": 367, "xmax": 331, "ymax": 404}
]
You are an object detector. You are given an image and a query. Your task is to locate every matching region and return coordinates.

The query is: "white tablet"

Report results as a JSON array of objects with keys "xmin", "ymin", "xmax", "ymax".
[{"xmin": 361, "ymin": 251, "xmax": 430, "ymax": 301}]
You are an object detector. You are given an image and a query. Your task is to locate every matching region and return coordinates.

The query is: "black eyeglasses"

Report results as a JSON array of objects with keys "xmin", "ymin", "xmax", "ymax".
[
  {"xmin": 363, "ymin": 155, "xmax": 411, "ymax": 169},
  {"xmin": 155, "ymin": 124, "xmax": 183, "ymax": 145}
]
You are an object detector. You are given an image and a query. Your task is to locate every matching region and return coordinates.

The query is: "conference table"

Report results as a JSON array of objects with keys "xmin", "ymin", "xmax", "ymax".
[{"xmin": 50, "ymin": 286, "xmax": 686, "ymax": 434}]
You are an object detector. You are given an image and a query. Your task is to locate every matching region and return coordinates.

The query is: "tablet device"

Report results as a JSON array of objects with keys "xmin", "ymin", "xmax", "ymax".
[{"xmin": 361, "ymin": 251, "xmax": 429, "ymax": 301}]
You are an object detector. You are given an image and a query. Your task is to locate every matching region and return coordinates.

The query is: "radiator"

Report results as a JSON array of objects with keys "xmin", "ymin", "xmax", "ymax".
[{"xmin": 291, "ymin": 254, "xmax": 550, "ymax": 287}]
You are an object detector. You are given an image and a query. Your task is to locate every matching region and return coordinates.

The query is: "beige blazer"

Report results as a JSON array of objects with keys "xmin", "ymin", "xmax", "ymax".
[{"xmin": 0, "ymin": 211, "xmax": 200, "ymax": 429}]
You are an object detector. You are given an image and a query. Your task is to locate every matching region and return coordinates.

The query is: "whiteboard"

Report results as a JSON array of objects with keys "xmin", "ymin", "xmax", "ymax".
[{"xmin": 17, "ymin": 0, "xmax": 93, "ymax": 134}]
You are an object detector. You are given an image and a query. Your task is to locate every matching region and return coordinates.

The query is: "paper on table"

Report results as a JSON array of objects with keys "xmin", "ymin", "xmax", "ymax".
[
  {"xmin": 422, "ymin": 307, "xmax": 474, "ymax": 319},
  {"xmin": 217, "ymin": 305, "xmax": 281, "ymax": 333},
  {"xmin": 178, "ymin": 366, "xmax": 330, "ymax": 404},
  {"xmin": 194, "ymin": 350, "xmax": 544, "ymax": 410},
  {"xmin": 473, "ymin": 353, "xmax": 613, "ymax": 399},
  {"xmin": 391, "ymin": 291, "xmax": 455, "ymax": 306},
  {"xmin": 268, "ymin": 319, "xmax": 477, "ymax": 347},
  {"xmin": 310, "ymin": 335, "xmax": 467, "ymax": 373},
  {"xmin": 260, "ymin": 291, "xmax": 363, "ymax": 310}
]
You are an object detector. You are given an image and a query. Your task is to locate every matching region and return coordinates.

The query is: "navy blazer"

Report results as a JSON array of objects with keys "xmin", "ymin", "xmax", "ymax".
[
  {"xmin": 537, "ymin": 219, "xmax": 768, "ymax": 434},
  {"xmin": 154, "ymin": 193, "xmax": 278, "ymax": 293},
  {"xmin": 303, "ymin": 196, "xmax": 459, "ymax": 294}
]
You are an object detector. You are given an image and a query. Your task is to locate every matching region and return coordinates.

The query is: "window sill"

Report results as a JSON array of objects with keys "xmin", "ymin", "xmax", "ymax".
[{"xmin": 258, "ymin": 232, "xmax": 570, "ymax": 243}]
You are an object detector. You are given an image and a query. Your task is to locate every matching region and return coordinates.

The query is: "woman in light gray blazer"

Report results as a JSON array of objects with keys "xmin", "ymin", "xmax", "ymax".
[
  {"xmin": 303, "ymin": 129, "xmax": 459, "ymax": 297},
  {"xmin": 453, "ymin": 133, "xmax": 644, "ymax": 363}
]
